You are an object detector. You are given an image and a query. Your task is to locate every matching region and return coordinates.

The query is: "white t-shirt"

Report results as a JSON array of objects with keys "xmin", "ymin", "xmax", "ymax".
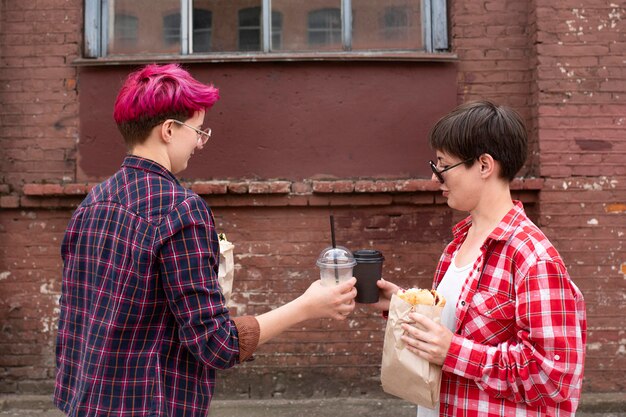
[{"xmin": 417, "ymin": 254, "xmax": 472, "ymax": 417}]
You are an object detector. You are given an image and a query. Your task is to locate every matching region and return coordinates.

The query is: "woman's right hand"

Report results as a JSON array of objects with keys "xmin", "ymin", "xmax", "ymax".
[
  {"xmin": 298, "ymin": 278, "xmax": 357, "ymax": 321},
  {"xmin": 369, "ymin": 279, "xmax": 400, "ymax": 312}
]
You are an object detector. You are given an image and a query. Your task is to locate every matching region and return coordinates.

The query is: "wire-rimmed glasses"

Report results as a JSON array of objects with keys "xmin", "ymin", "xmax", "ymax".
[{"xmin": 171, "ymin": 119, "xmax": 212, "ymax": 146}]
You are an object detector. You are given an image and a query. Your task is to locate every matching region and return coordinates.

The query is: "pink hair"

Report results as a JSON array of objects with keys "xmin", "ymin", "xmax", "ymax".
[{"xmin": 113, "ymin": 63, "xmax": 220, "ymax": 124}]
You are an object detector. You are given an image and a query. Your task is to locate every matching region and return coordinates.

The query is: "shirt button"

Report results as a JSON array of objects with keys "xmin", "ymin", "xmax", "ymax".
[
  {"xmin": 554, "ymin": 354, "xmax": 560, "ymax": 361},
  {"xmin": 460, "ymin": 300, "xmax": 466, "ymax": 306}
]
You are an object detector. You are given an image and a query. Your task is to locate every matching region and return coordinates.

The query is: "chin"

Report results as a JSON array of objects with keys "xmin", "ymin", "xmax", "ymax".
[{"xmin": 446, "ymin": 197, "xmax": 468, "ymax": 212}]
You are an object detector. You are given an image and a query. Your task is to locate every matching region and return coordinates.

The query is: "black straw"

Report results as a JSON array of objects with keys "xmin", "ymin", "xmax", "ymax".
[
  {"xmin": 330, "ymin": 215, "xmax": 337, "ymax": 248},
  {"xmin": 330, "ymin": 215, "xmax": 339, "ymax": 284}
]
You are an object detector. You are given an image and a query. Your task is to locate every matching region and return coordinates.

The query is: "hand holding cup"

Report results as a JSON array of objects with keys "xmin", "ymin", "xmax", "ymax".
[
  {"xmin": 299, "ymin": 278, "xmax": 357, "ymax": 320},
  {"xmin": 352, "ymin": 249, "xmax": 385, "ymax": 303}
]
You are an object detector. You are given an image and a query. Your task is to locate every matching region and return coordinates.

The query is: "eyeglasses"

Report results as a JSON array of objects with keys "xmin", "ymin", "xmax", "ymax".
[
  {"xmin": 429, "ymin": 158, "xmax": 474, "ymax": 184},
  {"xmin": 171, "ymin": 119, "xmax": 212, "ymax": 146}
]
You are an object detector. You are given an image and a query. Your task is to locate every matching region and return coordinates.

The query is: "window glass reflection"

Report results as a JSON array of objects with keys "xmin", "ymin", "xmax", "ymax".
[
  {"xmin": 108, "ymin": 0, "xmax": 179, "ymax": 55},
  {"xmin": 308, "ymin": 8, "xmax": 342, "ymax": 49},
  {"xmin": 352, "ymin": 0, "xmax": 422, "ymax": 50},
  {"xmin": 104, "ymin": 0, "xmax": 424, "ymax": 56}
]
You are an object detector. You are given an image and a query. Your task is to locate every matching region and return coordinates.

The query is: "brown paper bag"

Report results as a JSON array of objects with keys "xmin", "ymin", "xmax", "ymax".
[{"xmin": 380, "ymin": 294, "xmax": 443, "ymax": 409}]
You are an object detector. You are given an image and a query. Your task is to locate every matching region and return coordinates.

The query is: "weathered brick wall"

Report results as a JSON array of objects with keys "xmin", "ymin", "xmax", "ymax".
[
  {"xmin": 0, "ymin": 182, "xmax": 539, "ymax": 398},
  {"xmin": 1, "ymin": 0, "xmax": 625, "ymax": 400},
  {"xmin": 0, "ymin": 209, "xmax": 67, "ymax": 394},
  {"xmin": 213, "ymin": 202, "xmax": 454, "ymax": 398},
  {"xmin": 451, "ymin": 0, "xmax": 626, "ymax": 393},
  {"xmin": 451, "ymin": 0, "xmax": 538, "ymax": 176},
  {"xmin": 0, "ymin": 0, "xmax": 81, "ymax": 395},
  {"xmin": 0, "ymin": 0, "xmax": 80, "ymax": 191},
  {"xmin": 532, "ymin": 1, "xmax": 626, "ymax": 392}
]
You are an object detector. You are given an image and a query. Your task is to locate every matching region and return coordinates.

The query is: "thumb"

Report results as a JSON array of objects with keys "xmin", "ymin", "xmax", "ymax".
[
  {"xmin": 377, "ymin": 279, "xmax": 393, "ymax": 289},
  {"xmin": 338, "ymin": 277, "xmax": 357, "ymax": 290}
]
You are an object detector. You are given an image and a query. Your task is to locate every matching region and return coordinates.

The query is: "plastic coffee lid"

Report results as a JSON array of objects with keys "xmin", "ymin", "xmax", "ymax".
[
  {"xmin": 353, "ymin": 249, "xmax": 384, "ymax": 261},
  {"xmin": 316, "ymin": 246, "xmax": 357, "ymax": 267}
]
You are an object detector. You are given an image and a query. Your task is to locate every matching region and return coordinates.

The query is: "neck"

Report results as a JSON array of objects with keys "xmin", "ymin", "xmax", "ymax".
[
  {"xmin": 469, "ymin": 181, "xmax": 514, "ymax": 234},
  {"xmin": 130, "ymin": 143, "xmax": 171, "ymax": 172}
]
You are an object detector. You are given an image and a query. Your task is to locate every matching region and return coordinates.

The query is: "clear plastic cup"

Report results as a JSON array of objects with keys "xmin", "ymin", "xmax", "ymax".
[{"xmin": 316, "ymin": 246, "xmax": 356, "ymax": 286}]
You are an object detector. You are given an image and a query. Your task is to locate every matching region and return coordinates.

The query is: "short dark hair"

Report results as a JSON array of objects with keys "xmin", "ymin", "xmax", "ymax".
[{"xmin": 428, "ymin": 100, "xmax": 528, "ymax": 181}]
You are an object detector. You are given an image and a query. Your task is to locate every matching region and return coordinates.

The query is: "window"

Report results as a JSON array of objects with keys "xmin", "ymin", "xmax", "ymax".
[
  {"xmin": 164, "ymin": 9, "xmax": 212, "ymax": 52},
  {"xmin": 307, "ymin": 9, "xmax": 342, "ymax": 48},
  {"xmin": 383, "ymin": 7, "xmax": 410, "ymax": 40},
  {"xmin": 193, "ymin": 9, "xmax": 213, "ymax": 53},
  {"xmin": 113, "ymin": 13, "xmax": 138, "ymax": 51},
  {"xmin": 238, "ymin": 7, "xmax": 283, "ymax": 51},
  {"xmin": 84, "ymin": 0, "xmax": 448, "ymax": 58},
  {"xmin": 163, "ymin": 13, "xmax": 181, "ymax": 47}
]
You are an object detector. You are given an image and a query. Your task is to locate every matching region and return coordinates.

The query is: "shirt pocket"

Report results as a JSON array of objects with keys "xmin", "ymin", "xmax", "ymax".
[{"xmin": 463, "ymin": 292, "xmax": 517, "ymax": 344}]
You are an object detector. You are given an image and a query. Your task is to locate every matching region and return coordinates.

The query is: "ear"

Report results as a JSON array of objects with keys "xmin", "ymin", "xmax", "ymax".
[
  {"xmin": 160, "ymin": 120, "xmax": 174, "ymax": 143},
  {"xmin": 477, "ymin": 153, "xmax": 497, "ymax": 179}
]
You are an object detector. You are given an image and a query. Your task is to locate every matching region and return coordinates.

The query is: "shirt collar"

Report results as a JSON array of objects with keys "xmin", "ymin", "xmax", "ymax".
[
  {"xmin": 452, "ymin": 200, "xmax": 526, "ymax": 242},
  {"xmin": 121, "ymin": 155, "xmax": 180, "ymax": 185}
]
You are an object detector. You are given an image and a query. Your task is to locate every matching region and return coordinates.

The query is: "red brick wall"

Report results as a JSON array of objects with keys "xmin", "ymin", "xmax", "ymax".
[
  {"xmin": 0, "ymin": 209, "xmax": 67, "ymax": 394},
  {"xmin": 532, "ymin": 1, "xmax": 626, "ymax": 392},
  {"xmin": 450, "ymin": 0, "xmax": 626, "ymax": 393},
  {"xmin": 451, "ymin": 0, "xmax": 538, "ymax": 175},
  {"xmin": 0, "ymin": 1, "xmax": 80, "ymax": 190},
  {"xmin": 1, "ymin": 0, "xmax": 625, "ymax": 399}
]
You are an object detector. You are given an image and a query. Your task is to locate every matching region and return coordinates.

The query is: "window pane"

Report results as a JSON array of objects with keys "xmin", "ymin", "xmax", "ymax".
[
  {"xmin": 351, "ymin": 0, "xmax": 423, "ymax": 51},
  {"xmin": 163, "ymin": 7, "xmax": 212, "ymax": 53},
  {"xmin": 271, "ymin": 11, "xmax": 283, "ymax": 50},
  {"xmin": 163, "ymin": 13, "xmax": 180, "ymax": 47},
  {"xmin": 307, "ymin": 8, "xmax": 342, "ymax": 48},
  {"xmin": 238, "ymin": 7, "xmax": 261, "ymax": 51},
  {"xmin": 114, "ymin": 14, "xmax": 138, "ymax": 48},
  {"xmin": 271, "ymin": 1, "xmax": 341, "ymax": 52},
  {"xmin": 187, "ymin": 0, "xmax": 261, "ymax": 52},
  {"xmin": 193, "ymin": 9, "xmax": 213, "ymax": 52},
  {"xmin": 107, "ymin": 0, "xmax": 180, "ymax": 55}
]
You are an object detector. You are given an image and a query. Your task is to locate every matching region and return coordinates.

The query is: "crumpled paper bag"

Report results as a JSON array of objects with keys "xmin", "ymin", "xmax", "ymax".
[
  {"xmin": 380, "ymin": 293, "xmax": 444, "ymax": 409},
  {"xmin": 217, "ymin": 234, "xmax": 234, "ymax": 306}
]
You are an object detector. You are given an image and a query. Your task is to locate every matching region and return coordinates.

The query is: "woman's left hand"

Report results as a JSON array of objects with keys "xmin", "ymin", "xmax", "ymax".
[{"xmin": 401, "ymin": 312, "xmax": 453, "ymax": 366}]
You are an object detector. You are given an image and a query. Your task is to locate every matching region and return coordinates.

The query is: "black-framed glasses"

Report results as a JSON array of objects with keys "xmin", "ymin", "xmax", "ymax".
[
  {"xmin": 171, "ymin": 119, "xmax": 212, "ymax": 146},
  {"xmin": 429, "ymin": 158, "xmax": 474, "ymax": 184}
]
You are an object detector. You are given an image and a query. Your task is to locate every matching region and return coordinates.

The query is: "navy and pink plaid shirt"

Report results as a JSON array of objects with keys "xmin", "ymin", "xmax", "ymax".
[
  {"xmin": 55, "ymin": 156, "xmax": 247, "ymax": 417},
  {"xmin": 436, "ymin": 201, "xmax": 586, "ymax": 416}
]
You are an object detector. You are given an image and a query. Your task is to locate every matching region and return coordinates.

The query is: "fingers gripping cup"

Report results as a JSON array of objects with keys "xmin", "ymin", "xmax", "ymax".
[
  {"xmin": 316, "ymin": 246, "xmax": 357, "ymax": 286},
  {"xmin": 353, "ymin": 249, "xmax": 385, "ymax": 303}
]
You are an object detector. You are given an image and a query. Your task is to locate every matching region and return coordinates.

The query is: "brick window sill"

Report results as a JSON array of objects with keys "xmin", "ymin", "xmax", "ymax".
[{"xmin": 4, "ymin": 178, "xmax": 543, "ymax": 208}]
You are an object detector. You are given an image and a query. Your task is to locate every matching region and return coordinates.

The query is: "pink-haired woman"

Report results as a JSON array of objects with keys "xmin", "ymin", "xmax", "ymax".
[{"xmin": 55, "ymin": 64, "xmax": 356, "ymax": 417}]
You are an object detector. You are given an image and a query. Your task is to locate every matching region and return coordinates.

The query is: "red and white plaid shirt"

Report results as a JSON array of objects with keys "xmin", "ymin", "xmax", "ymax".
[{"xmin": 435, "ymin": 201, "xmax": 586, "ymax": 416}]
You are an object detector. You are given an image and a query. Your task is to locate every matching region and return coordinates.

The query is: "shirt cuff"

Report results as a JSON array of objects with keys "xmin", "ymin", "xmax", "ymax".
[
  {"xmin": 442, "ymin": 334, "xmax": 486, "ymax": 380},
  {"xmin": 232, "ymin": 315, "xmax": 260, "ymax": 363}
]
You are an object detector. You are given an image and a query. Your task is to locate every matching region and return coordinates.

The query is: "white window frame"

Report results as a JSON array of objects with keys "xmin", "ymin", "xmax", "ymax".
[{"xmin": 84, "ymin": 0, "xmax": 448, "ymax": 59}]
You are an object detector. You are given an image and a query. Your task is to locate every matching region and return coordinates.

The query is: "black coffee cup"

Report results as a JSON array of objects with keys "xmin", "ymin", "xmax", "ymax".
[{"xmin": 353, "ymin": 249, "xmax": 385, "ymax": 303}]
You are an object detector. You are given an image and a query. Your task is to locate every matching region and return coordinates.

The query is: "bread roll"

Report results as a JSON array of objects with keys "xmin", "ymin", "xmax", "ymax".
[{"xmin": 397, "ymin": 288, "xmax": 446, "ymax": 307}]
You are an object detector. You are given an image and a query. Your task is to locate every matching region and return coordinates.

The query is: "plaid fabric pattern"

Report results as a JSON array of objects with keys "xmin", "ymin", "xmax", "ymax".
[
  {"xmin": 55, "ymin": 156, "xmax": 240, "ymax": 417},
  {"xmin": 435, "ymin": 201, "xmax": 586, "ymax": 416}
]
